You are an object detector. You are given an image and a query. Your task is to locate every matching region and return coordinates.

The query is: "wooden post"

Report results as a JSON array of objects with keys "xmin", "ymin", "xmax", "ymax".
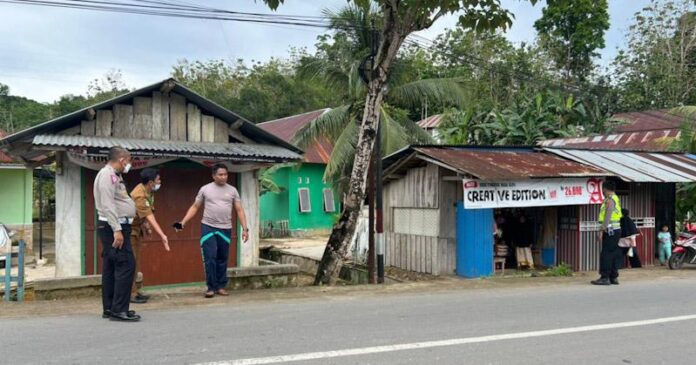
[{"xmin": 368, "ymin": 150, "xmax": 376, "ymax": 284}]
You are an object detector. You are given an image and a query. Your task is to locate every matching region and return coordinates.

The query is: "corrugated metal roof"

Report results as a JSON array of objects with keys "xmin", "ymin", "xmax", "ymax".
[
  {"xmin": 258, "ymin": 109, "xmax": 332, "ymax": 164},
  {"xmin": 33, "ymin": 134, "xmax": 302, "ymax": 162},
  {"xmin": 544, "ymin": 148, "xmax": 696, "ymax": 182},
  {"xmin": 387, "ymin": 146, "xmax": 608, "ymax": 180},
  {"xmin": 612, "ymin": 109, "xmax": 690, "ymax": 132},
  {"xmin": 539, "ymin": 129, "xmax": 680, "ymax": 152},
  {"xmin": 416, "ymin": 114, "xmax": 444, "ymax": 129},
  {"xmin": 0, "ymin": 78, "xmax": 302, "ymax": 155},
  {"xmin": 0, "ymin": 129, "xmax": 20, "ymax": 165}
]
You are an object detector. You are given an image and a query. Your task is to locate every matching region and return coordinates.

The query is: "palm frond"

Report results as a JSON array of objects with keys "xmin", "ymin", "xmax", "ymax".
[
  {"xmin": 387, "ymin": 78, "xmax": 466, "ymax": 109},
  {"xmin": 323, "ymin": 119, "xmax": 359, "ymax": 184},
  {"xmin": 292, "ymin": 105, "xmax": 352, "ymax": 149},
  {"xmin": 380, "ymin": 108, "xmax": 408, "ymax": 155}
]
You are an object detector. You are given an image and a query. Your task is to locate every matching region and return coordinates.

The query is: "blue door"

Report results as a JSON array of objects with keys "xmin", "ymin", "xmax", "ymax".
[{"xmin": 456, "ymin": 202, "xmax": 493, "ymax": 278}]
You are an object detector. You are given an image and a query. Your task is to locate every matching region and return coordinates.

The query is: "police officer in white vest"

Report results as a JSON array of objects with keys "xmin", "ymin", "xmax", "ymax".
[{"xmin": 592, "ymin": 180, "xmax": 623, "ymax": 286}]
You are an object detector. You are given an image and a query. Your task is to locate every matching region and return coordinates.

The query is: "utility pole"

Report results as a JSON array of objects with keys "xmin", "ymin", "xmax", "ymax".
[
  {"xmin": 376, "ymin": 123, "xmax": 385, "ymax": 283},
  {"xmin": 367, "ymin": 149, "xmax": 376, "ymax": 284}
]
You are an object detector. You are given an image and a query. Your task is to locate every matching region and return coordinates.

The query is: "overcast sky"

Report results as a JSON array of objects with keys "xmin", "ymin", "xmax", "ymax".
[{"xmin": 0, "ymin": 0, "xmax": 652, "ymax": 103}]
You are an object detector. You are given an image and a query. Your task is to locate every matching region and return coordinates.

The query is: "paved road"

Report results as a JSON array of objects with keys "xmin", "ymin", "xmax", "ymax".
[{"xmin": 2, "ymin": 278, "xmax": 696, "ymax": 364}]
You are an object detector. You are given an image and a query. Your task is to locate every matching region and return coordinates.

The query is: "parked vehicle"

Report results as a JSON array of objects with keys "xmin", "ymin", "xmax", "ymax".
[{"xmin": 668, "ymin": 228, "xmax": 696, "ymax": 269}]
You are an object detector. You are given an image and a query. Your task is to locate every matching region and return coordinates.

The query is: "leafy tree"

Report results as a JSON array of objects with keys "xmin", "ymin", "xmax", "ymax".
[
  {"xmin": 265, "ymin": 0, "xmax": 538, "ymax": 285},
  {"xmin": 172, "ymin": 53, "xmax": 339, "ymax": 123},
  {"xmin": 294, "ymin": 5, "xmax": 457, "ymax": 194},
  {"xmin": 613, "ymin": 0, "xmax": 696, "ymax": 111},
  {"xmin": 440, "ymin": 92, "xmax": 607, "ymax": 146},
  {"xmin": 534, "ymin": 0, "xmax": 610, "ymax": 82}
]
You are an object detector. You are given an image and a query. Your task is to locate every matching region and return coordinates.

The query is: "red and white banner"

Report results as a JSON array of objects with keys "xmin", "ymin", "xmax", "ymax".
[{"xmin": 463, "ymin": 178, "xmax": 604, "ymax": 209}]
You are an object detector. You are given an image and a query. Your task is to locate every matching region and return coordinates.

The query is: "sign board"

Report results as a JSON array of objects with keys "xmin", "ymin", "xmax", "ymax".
[
  {"xmin": 67, "ymin": 152, "xmax": 175, "ymax": 171},
  {"xmin": 462, "ymin": 178, "xmax": 604, "ymax": 209}
]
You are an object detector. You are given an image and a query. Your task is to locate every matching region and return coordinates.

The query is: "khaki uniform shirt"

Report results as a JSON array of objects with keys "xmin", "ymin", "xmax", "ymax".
[
  {"xmin": 94, "ymin": 164, "xmax": 136, "ymax": 232},
  {"xmin": 130, "ymin": 183, "xmax": 154, "ymax": 237}
]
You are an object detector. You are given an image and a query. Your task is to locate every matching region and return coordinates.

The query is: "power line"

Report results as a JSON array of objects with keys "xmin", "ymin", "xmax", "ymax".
[{"xmin": 2, "ymin": 0, "xmax": 585, "ymax": 94}]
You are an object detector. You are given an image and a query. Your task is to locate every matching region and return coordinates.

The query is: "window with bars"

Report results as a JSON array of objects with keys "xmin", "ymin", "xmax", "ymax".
[
  {"xmin": 323, "ymin": 188, "xmax": 336, "ymax": 212},
  {"xmin": 298, "ymin": 188, "xmax": 311, "ymax": 213}
]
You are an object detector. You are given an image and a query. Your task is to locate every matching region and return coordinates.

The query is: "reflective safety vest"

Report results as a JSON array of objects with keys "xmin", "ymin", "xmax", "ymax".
[{"xmin": 598, "ymin": 194, "xmax": 622, "ymax": 224}]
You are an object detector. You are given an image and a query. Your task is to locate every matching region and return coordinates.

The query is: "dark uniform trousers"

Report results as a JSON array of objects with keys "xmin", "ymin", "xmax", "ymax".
[
  {"xmin": 599, "ymin": 228, "xmax": 622, "ymax": 279},
  {"xmin": 98, "ymin": 222, "xmax": 136, "ymax": 313}
]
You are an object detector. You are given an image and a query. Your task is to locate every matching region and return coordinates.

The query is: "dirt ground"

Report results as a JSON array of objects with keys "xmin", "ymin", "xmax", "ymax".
[{"xmin": 2, "ymin": 266, "xmax": 695, "ymax": 319}]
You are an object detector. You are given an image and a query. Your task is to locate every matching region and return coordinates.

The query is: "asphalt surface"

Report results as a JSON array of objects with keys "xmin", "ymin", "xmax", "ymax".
[{"xmin": 2, "ymin": 277, "xmax": 696, "ymax": 364}]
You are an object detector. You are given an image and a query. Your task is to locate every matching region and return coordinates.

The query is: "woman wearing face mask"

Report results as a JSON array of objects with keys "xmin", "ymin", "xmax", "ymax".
[{"xmin": 129, "ymin": 167, "xmax": 170, "ymax": 304}]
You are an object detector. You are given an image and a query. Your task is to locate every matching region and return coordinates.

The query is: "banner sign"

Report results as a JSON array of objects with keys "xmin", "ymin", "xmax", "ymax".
[
  {"xmin": 67, "ymin": 152, "xmax": 175, "ymax": 171},
  {"xmin": 67, "ymin": 152, "xmax": 265, "ymax": 172},
  {"xmin": 462, "ymin": 178, "xmax": 604, "ymax": 209}
]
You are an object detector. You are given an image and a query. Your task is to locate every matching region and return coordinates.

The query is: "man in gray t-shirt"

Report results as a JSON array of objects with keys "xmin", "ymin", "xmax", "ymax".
[{"xmin": 177, "ymin": 163, "xmax": 248, "ymax": 298}]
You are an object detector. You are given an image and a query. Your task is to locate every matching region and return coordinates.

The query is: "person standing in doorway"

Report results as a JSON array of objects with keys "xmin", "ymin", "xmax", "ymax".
[
  {"xmin": 513, "ymin": 215, "xmax": 534, "ymax": 269},
  {"xmin": 129, "ymin": 168, "xmax": 170, "ymax": 304},
  {"xmin": 94, "ymin": 146, "xmax": 139, "ymax": 321},
  {"xmin": 619, "ymin": 208, "xmax": 642, "ymax": 268},
  {"xmin": 592, "ymin": 180, "xmax": 623, "ymax": 286},
  {"xmin": 657, "ymin": 224, "xmax": 673, "ymax": 266},
  {"xmin": 175, "ymin": 163, "xmax": 249, "ymax": 298}
]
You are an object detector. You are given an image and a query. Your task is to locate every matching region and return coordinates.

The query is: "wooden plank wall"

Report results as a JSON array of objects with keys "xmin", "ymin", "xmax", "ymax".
[
  {"xmin": 78, "ymin": 92, "xmax": 235, "ymax": 144},
  {"xmin": 383, "ymin": 164, "xmax": 439, "ymax": 232},
  {"xmin": 382, "ymin": 164, "xmax": 455, "ymax": 275},
  {"xmin": 384, "ymin": 232, "xmax": 456, "ymax": 275}
]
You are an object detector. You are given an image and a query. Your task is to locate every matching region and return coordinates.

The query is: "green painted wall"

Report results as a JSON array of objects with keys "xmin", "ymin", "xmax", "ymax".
[
  {"xmin": 0, "ymin": 168, "xmax": 33, "ymax": 224},
  {"xmin": 288, "ymin": 164, "xmax": 337, "ymax": 231},
  {"xmin": 259, "ymin": 164, "xmax": 339, "ymax": 232},
  {"xmin": 260, "ymin": 167, "xmax": 290, "ymax": 222}
]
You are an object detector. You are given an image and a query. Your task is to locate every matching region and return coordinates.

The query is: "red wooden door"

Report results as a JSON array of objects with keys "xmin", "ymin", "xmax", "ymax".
[{"xmin": 85, "ymin": 163, "xmax": 238, "ymax": 286}]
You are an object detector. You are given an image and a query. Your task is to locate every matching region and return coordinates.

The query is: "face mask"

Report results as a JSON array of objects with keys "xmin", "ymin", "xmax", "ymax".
[
  {"xmin": 153, "ymin": 184, "xmax": 161, "ymax": 192},
  {"xmin": 123, "ymin": 163, "xmax": 132, "ymax": 174}
]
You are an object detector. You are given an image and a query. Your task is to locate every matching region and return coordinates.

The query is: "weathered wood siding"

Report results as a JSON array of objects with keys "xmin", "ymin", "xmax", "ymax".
[
  {"xmin": 383, "ymin": 163, "xmax": 457, "ymax": 275},
  {"xmin": 65, "ymin": 92, "xmax": 245, "ymax": 145},
  {"xmin": 384, "ymin": 233, "xmax": 456, "ymax": 275}
]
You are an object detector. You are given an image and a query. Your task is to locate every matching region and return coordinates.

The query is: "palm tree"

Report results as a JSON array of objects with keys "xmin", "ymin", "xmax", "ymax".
[{"xmin": 293, "ymin": 4, "xmax": 466, "ymax": 193}]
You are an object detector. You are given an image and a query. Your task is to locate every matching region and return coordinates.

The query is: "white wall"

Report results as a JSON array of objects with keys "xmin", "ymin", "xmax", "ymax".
[
  {"xmin": 240, "ymin": 170, "xmax": 259, "ymax": 267},
  {"xmin": 55, "ymin": 156, "xmax": 82, "ymax": 277}
]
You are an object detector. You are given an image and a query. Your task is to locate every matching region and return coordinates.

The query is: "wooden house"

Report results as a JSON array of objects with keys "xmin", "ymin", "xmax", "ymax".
[
  {"xmin": 0, "ymin": 79, "xmax": 302, "ymax": 285},
  {"xmin": 257, "ymin": 109, "xmax": 340, "ymax": 237}
]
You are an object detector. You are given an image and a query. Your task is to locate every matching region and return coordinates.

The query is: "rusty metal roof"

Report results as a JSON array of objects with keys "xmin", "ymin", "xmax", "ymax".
[
  {"xmin": 384, "ymin": 146, "xmax": 608, "ymax": 181},
  {"xmin": 416, "ymin": 114, "xmax": 444, "ymax": 130},
  {"xmin": 0, "ymin": 129, "xmax": 19, "ymax": 165},
  {"xmin": 539, "ymin": 129, "xmax": 680, "ymax": 152},
  {"xmin": 544, "ymin": 148, "xmax": 696, "ymax": 182},
  {"xmin": 611, "ymin": 109, "xmax": 691, "ymax": 132},
  {"xmin": 33, "ymin": 134, "xmax": 302, "ymax": 162},
  {"xmin": 258, "ymin": 109, "xmax": 332, "ymax": 164}
]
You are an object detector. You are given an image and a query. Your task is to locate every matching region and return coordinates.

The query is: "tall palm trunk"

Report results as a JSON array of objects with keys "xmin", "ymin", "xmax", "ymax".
[{"xmin": 314, "ymin": 12, "xmax": 406, "ymax": 285}]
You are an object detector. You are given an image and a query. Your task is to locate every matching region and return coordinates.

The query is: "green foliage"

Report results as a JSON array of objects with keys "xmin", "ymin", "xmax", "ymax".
[
  {"xmin": 534, "ymin": 0, "xmax": 610, "ymax": 81},
  {"xmin": 541, "ymin": 262, "xmax": 573, "ymax": 277},
  {"xmin": 613, "ymin": 0, "xmax": 696, "ymax": 111},
  {"xmin": 440, "ymin": 91, "xmax": 607, "ymax": 146},
  {"xmin": 172, "ymin": 53, "xmax": 339, "ymax": 123}
]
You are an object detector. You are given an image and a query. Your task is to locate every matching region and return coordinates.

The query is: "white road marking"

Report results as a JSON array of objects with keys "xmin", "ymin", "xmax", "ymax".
[{"xmin": 197, "ymin": 314, "xmax": 696, "ymax": 365}]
